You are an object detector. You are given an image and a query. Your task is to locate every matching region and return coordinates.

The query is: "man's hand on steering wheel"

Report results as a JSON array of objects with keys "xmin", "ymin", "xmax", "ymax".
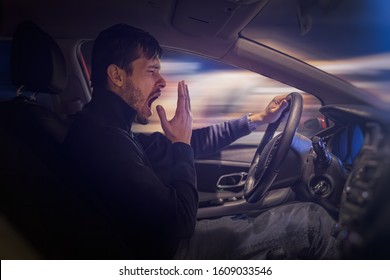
[
  {"xmin": 244, "ymin": 92, "xmax": 303, "ymax": 203},
  {"xmin": 248, "ymin": 95, "xmax": 290, "ymax": 128}
]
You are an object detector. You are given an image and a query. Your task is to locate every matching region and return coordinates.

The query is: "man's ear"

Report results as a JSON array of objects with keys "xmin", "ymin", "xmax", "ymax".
[{"xmin": 107, "ymin": 64, "xmax": 125, "ymax": 87}]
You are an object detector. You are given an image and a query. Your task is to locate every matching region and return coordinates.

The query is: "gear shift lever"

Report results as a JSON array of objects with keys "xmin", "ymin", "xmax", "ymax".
[{"xmin": 312, "ymin": 136, "xmax": 331, "ymax": 167}]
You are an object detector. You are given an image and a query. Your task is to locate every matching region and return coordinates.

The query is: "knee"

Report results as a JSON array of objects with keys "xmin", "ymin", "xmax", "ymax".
[{"xmin": 283, "ymin": 202, "xmax": 336, "ymax": 233}]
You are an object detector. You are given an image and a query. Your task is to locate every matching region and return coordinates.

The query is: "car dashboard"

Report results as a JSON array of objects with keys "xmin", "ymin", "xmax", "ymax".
[
  {"xmin": 196, "ymin": 103, "xmax": 390, "ymax": 258},
  {"xmin": 319, "ymin": 104, "xmax": 390, "ymax": 259}
]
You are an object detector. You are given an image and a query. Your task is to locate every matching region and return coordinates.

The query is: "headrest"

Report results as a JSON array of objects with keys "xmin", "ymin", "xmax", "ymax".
[{"xmin": 11, "ymin": 21, "xmax": 67, "ymax": 95}]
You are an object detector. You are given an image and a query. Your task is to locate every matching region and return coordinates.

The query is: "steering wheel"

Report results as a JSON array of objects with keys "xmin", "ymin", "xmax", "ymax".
[{"xmin": 244, "ymin": 92, "xmax": 303, "ymax": 203}]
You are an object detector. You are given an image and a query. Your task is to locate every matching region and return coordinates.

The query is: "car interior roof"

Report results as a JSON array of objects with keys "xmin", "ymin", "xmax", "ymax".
[{"xmin": 0, "ymin": 0, "xmax": 270, "ymax": 58}]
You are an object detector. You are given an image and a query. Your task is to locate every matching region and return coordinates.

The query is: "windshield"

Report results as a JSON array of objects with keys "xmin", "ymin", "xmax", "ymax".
[{"xmin": 242, "ymin": 0, "xmax": 390, "ymax": 104}]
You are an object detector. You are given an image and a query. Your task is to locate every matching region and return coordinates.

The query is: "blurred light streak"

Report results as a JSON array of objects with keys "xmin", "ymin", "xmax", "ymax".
[
  {"xmin": 309, "ymin": 53, "xmax": 390, "ymax": 104},
  {"xmin": 251, "ymin": 87, "xmax": 301, "ymax": 94},
  {"xmin": 310, "ymin": 53, "xmax": 390, "ymax": 74},
  {"xmin": 160, "ymin": 61, "xmax": 201, "ymax": 74}
]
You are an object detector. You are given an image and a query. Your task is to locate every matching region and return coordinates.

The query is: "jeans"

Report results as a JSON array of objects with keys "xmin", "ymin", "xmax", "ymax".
[{"xmin": 174, "ymin": 202, "xmax": 339, "ymax": 259}]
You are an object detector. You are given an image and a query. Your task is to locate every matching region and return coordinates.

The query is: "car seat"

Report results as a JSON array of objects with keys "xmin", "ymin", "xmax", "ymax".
[{"xmin": 0, "ymin": 21, "xmax": 132, "ymax": 259}]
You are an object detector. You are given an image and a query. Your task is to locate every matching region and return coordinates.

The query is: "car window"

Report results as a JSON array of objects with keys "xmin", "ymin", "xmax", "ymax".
[
  {"xmin": 78, "ymin": 41, "xmax": 323, "ymax": 145},
  {"xmin": 242, "ymin": 0, "xmax": 390, "ymax": 106}
]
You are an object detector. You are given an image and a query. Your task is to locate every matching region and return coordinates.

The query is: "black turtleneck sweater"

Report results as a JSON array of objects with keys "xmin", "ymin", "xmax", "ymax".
[{"xmin": 63, "ymin": 88, "xmax": 251, "ymax": 259}]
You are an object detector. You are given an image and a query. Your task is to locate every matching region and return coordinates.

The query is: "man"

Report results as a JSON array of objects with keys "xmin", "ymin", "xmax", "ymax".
[{"xmin": 63, "ymin": 24, "xmax": 338, "ymax": 259}]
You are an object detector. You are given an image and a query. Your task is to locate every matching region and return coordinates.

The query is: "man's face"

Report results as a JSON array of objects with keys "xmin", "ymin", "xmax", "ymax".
[{"xmin": 121, "ymin": 55, "xmax": 166, "ymax": 124}]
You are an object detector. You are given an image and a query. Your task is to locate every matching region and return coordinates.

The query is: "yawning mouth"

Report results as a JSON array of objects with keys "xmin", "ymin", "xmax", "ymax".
[{"xmin": 147, "ymin": 92, "xmax": 161, "ymax": 109}]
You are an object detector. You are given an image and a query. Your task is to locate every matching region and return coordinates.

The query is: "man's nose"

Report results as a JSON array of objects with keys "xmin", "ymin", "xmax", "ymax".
[{"xmin": 157, "ymin": 74, "xmax": 166, "ymax": 89}]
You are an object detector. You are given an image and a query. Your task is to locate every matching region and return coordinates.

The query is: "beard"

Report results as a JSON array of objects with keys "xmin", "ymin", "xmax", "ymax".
[
  {"xmin": 135, "ymin": 114, "xmax": 149, "ymax": 125},
  {"xmin": 122, "ymin": 79, "xmax": 150, "ymax": 125}
]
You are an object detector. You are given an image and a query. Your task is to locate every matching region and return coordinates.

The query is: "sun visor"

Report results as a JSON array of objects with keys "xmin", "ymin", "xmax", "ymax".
[{"xmin": 172, "ymin": 0, "xmax": 269, "ymax": 38}]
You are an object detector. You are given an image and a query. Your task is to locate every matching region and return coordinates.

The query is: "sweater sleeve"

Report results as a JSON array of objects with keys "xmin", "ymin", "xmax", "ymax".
[{"xmin": 191, "ymin": 114, "xmax": 252, "ymax": 158}]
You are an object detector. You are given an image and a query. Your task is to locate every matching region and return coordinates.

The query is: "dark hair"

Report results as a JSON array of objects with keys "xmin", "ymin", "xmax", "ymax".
[{"xmin": 90, "ymin": 23, "xmax": 162, "ymax": 88}]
